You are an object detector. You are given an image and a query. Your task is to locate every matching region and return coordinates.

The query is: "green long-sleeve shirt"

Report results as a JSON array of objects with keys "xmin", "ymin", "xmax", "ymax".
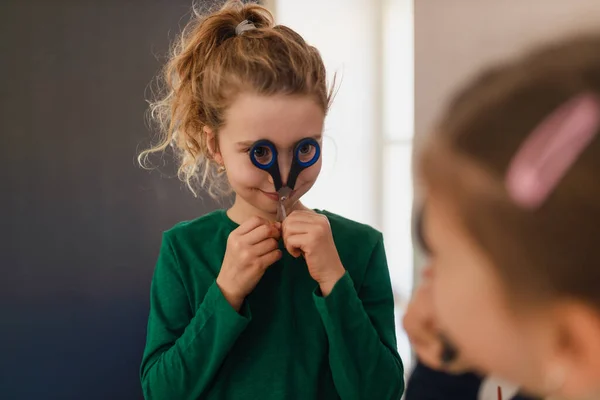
[{"xmin": 140, "ymin": 209, "xmax": 404, "ymax": 399}]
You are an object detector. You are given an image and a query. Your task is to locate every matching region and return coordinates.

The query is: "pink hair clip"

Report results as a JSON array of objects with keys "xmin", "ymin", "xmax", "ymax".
[{"xmin": 505, "ymin": 93, "xmax": 600, "ymax": 209}]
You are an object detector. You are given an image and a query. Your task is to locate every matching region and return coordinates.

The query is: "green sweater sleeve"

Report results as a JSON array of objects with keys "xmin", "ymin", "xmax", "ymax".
[
  {"xmin": 140, "ymin": 233, "xmax": 251, "ymax": 400},
  {"xmin": 313, "ymin": 235, "xmax": 405, "ymax": 400}
]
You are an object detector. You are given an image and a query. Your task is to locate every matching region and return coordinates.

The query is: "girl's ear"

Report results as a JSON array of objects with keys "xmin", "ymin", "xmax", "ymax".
[
  {"xmin": 204, "ymin": 126, "xmax": 223, "ymax": 165},
  {"xmin": 545, "ymin": 301, "xmax": 600, "ymax": 398}
]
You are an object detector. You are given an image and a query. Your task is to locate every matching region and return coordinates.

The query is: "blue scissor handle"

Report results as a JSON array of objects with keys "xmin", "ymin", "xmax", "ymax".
[
  {"xmin": 249, "ymin": 139, "xmax": 283, "ymax": 191},
  {"xmin": 287, "ymin": 138, "xmax": 320, "ymax": 189},
  {"xmin": 249, "ymin": 137, "xmax": 321, "ymax": 193}
]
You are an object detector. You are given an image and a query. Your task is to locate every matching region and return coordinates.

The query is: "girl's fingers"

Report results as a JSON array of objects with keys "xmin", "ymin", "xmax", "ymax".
[
  {"xmin": 285, "ymin": 210, "xmax": 318, "ymax": 224},
  {"xmin": 245, "ymin": 222, "xmax": 281, "ymax": 245},
  {"xmin": 257, "ymin": 249, "xmax": 282, "ymax": 269},
  {"xmin": 252, "ymin": 237, "xmax": 280, "ymax": 257},
  {"xmin": 282, "ymin": 221, "xmax": 314, "ymax": 237},
  {"xmin": 237, "ymin": 216, "xmax": 269, "ymax": 235},
  {"xmin": 283, "ymin": 233, "xmax": 306, "ymax": 258}
]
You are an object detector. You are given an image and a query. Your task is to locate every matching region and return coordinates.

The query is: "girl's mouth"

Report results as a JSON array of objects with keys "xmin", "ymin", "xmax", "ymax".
[
  {"xmin": 260, "ymin": 190, "xmax": 296, "ymax": 202},
  {"xmin": 261, "ymin": 191, "xmax": 280, "ymax": 201}
]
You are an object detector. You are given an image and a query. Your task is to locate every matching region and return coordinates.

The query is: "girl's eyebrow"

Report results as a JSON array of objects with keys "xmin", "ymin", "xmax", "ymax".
[
  {"xmin": 236, "ymin": 140, "xmax": 256, "ymax": 148},
  {"xmin": 236, "ymin": 134, "xmax": 324, "ymax": 148},
  {"xmin": 415, "ymin": 209, "xmax": 432, "ymax": 255}
]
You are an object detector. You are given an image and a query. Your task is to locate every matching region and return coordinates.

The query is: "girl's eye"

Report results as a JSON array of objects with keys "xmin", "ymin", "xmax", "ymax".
[
  {"xmin": 297, "ymin": 143, "xmax": 316, "ymax": 163},
  {"xmin": 299, "ymin": 144, "xmax": 311, "ymax": 154},
  {"xmin": 251, "ymin": 146, "xmax": 273, "ymax": 165},
  {"xmin": 254, "ymin": 146, "xmax": 269, "ymax": 158}
]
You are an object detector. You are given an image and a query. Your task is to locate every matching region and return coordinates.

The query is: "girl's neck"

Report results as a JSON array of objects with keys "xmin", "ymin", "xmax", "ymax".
[{"xmin": 226, "ymin": 195, "xmax": 310, "ymax": 225}]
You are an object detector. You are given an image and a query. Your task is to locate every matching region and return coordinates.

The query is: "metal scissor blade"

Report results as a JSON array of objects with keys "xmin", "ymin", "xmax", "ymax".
[
  {"xmin": 276, "ymin": 186, "xmax": 292, "ymax": 222},
  {"xmin": 278, "ymin": 186, "xmax": 292, "ymax": 200},
  {"xmin": 277, "ymin": 200, "xmax": 287, "ymax": 222}
]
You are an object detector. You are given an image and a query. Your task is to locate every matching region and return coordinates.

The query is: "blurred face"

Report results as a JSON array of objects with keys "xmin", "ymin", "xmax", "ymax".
[
  {"xmin": 210, "ymin": 92, "xmax": 325, "ymax": 221},
  {"xmin": 424, "ymin": 195, "xmax": 556, "ymax": 395}
]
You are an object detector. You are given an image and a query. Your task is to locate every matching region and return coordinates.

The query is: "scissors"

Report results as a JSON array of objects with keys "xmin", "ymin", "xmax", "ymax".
[{"xmin": 249, "ymin": 137, "xmax": 321, "ymax": 221}]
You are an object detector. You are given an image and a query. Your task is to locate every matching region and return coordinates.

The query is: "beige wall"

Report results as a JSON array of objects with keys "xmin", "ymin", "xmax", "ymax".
[
  {"xmin": 413, "ymin": 0, "xmax": 600, "ymax": 274},
  {"xmin": 415, "ymin": 0, "xmax": 600, "ymax": 145},
  {"xmin": 262, "ymin": 0, "xmax": 276, "ymax": 15}
]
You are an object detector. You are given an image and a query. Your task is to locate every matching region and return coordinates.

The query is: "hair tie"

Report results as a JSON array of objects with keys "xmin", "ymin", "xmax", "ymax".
[{"xmin": 235, "ymin": 20, "xmax": 256, "ymax": 36}]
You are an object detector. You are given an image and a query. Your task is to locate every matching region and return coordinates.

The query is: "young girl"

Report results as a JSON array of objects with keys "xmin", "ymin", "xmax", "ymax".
[
  {"xmin": 403, "ymin": 227, "xmax": 538, "ymax": 400},
  {"xmin": 138, "ymin": 1, "xmax": 403, "ymax": 399},
  {"xmin": 412, "ymin": 32, "xmax": 600, "ymax": 399}
]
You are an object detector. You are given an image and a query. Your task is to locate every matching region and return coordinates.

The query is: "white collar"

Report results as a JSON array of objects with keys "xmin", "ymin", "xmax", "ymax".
[{"xmin": 478, "ymin": 376, "xmax": 520, "ymax": 400}]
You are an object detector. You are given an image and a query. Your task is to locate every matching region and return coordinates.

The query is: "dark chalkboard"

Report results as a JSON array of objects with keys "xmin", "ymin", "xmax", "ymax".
[{"xmin": 0, "ymin": 1, "xmax": 232, "ymax": 399}]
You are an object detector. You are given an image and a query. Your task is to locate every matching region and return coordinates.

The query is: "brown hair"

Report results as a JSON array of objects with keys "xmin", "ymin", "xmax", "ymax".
[
  {"xmin": 420, "ymin": 33, "xmax": 600, "ymax": 309},
  {"xmin": 139, "ymin": 0, "xmax": 334, "ymax": 198}
]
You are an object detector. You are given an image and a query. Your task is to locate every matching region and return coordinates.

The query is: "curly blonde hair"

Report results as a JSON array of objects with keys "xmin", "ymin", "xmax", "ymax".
[{"xmin": 139, "ymin": 0, "xmax": 335, "ymax": 198}]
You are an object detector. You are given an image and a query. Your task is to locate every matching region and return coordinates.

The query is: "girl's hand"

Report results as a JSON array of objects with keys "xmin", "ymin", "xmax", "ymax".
[
  {"xmin": 216, "ymin": 216, "xmax": 282, "ymax": 311},
  {"xmin": 282, "ymin": 210, "xmax": 345, "ymax": 296}
]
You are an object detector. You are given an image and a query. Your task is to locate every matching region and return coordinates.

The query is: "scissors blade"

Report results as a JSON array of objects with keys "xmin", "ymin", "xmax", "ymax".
[
  {"xmin": 277, "ymin": 199, "xmax": 287, "ymax": 221},
  {"xmin": 276, "ymin": 186, "xmax": 292, "ymax": 222},
  {"xmin": 278, "ymin": 186, "xmax": 292, "ymax": 200}
]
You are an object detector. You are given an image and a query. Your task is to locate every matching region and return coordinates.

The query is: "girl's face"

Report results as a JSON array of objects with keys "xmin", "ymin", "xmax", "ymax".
[
  {"xmin": 424, "ymin": 195, "xmax": 557, "ymax": 395},
  {"xmin": 212, "ymin": 92, "xmax": 325, "ymax": 221}
]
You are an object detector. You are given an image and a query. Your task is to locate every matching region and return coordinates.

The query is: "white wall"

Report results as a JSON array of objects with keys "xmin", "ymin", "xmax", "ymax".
[
  {"xmin": 273, "ymin": 0, "xmax": 380, "ymax": 226},
  {"xmin": 414, "ymin": 0, "xmax": 600, "ymax": 150}
]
